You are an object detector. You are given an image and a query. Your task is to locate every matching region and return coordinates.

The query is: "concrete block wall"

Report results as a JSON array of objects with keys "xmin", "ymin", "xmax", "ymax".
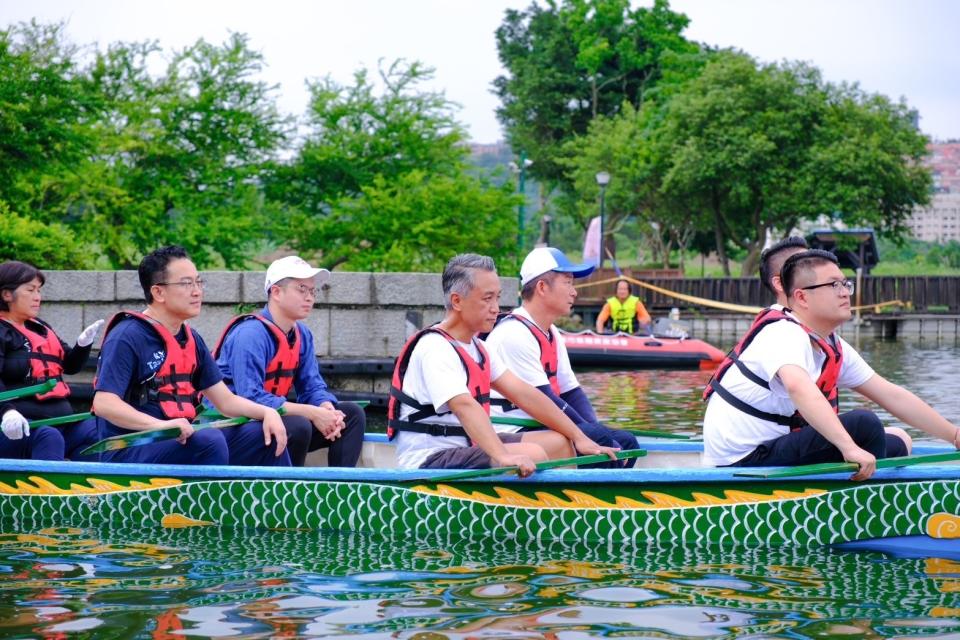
[{"xmin": 38, "ymin": 270, "xmax": 519, "ymax": 358}]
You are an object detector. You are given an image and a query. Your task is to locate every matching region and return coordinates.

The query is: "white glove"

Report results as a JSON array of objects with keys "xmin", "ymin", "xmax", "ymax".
[
  {"xmin": 77, "ymin": 319, "xmax": 105, "ymax": 347},
  {"xmin": 1, "ymin": 410, "xmax": 30, "ymax": 440}
]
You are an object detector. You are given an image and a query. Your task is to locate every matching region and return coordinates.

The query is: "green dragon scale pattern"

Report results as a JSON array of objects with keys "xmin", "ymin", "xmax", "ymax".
[{"xmin": 2, "ymin": 478, "xmax": 958, "ymax": 545}]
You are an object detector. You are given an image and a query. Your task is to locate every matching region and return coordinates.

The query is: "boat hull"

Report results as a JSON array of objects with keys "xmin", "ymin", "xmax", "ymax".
[
  {"xmin": 560, "ymin": 330, "xmax": 725, "ymax": 369},
  {"xmin": 2, "ymin": 451, "xmax": 958, "ymax": 547}
]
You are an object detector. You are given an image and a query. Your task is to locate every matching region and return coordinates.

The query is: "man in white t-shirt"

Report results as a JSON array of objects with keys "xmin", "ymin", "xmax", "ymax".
[
  {"xmin": 388, "ymin": 253, "xmax": 618, "ymax": 474},
  {"xmin": 486, "ymin": 247, "xmax": 640, "ymax": 467},
  {"xmin": 703, "ymin": 249, "xmax": 960, "ymax": 480},
  {"xmin": 753, "ymin": 236, "xmax": 910, "ymax": 456}
]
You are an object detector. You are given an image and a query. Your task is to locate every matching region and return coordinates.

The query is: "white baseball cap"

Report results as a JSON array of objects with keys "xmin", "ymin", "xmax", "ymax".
[
  {"xmin": 264, "ymin": 256, "xmax": 330, "ymax": 295},
  {"xmin": 520, "ymin": 247, "xmax": 596, "ymax": 286}
]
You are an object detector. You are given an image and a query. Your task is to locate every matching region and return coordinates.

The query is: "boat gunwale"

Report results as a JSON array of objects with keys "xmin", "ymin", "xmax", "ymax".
[{"xmin": 2, "ymin": 448, "xmax": 958, "ymax": 485}]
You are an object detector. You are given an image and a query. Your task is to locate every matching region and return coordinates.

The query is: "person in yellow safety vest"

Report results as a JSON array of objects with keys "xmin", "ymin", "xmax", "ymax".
[{"xmin": 595, "ymin": 279, "xmax": 652, "ymax": 334}]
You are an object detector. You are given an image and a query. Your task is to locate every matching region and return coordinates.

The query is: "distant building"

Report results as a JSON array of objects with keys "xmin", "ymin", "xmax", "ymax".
[
  {"xmin": 908, "ymin": 193, "xmax": 960, "ymax": 243},
  {"xmin": 906, "ymin": 142, "xmax": 960, "ymax": 242}
]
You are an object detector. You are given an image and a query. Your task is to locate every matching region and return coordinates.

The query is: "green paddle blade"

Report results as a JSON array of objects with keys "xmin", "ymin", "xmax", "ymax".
[
  {"xmin": 29, "ymin": 412, "xmax": 92, "ymax": 428},
  {"xmin": 417, "ymin": 448, "xmax": 648, "ymax": 483},
  {"xmin": 77, "ymin": 416, "xmax": 250, "ymax": 456},
  {"xmin": 733, "ymin": 451, "xmax": 960, "ymax": 479},
  {"xmin": 0, "ymin": 379, "xmax": 57, "ymax": 402},
  {"xmin": 491, "ymin": 415, "xmax": 691, "ymax": 440}
]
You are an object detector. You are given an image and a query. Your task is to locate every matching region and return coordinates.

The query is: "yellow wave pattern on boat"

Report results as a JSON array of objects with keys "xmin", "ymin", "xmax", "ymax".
[
  {"xmin": 0, "ymin": 475, "xmax": 181, "ymax": 496},
  {"xmin": 161, "ymin": 513, "xmax": 214, "ymax": 528},
  {"xmin": 927, "ymin": 512, "xmax": 960, "ymax": 539},
  {"xmin": 412, "ymin": 485, "xmax": 826, "ymax": 509}
]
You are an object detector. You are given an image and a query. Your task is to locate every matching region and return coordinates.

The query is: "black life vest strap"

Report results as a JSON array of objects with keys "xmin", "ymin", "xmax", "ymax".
[
  {"xmin": 489, "ymin": 397, "xmax": 518, "ymax": 412},
  {"xmin": 729, "ymin": 352, "xmax": 771, "ymax": 389},
  {"xmin": 707, "ymin": 379, "xmax": 794, "ymax": 427},
  {"xmin": 389, "ymin": 386, "xmax": 448, "ymax": 423},
  {"xmin": 386, "ymin": 420, "xmax": 469, "ymax": 439}
]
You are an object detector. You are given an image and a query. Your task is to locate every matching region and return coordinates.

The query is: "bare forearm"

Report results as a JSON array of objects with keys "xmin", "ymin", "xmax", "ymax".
[
  {"xmin": 450, "ymin": 400, "xmax": 509, "ymax": 457},
  {"xmin": 595, "ymin": 306, "xmax": 611, "ymax": 332},
  {"xmin": 863, "ymin": 383, "xmax": 957, "ymax": 443},
  {"xmin": 92, "ymin": 392, "xmax": 165, "ymax": 431}
]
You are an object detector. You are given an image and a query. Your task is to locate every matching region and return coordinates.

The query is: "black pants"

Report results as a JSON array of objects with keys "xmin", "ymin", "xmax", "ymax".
[
  {"xmin": 284, "ymin": 401, "xmax": 366, "ymax": 467},
  {"xmin": 732, "ymin": 409, "xmax": 908, "ymax": 467}
]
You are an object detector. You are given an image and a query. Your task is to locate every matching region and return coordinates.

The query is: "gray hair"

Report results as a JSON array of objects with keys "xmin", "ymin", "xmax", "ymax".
[{"xmin": 441, "ymin": 254, "xmax": 496, "ymax": 310}]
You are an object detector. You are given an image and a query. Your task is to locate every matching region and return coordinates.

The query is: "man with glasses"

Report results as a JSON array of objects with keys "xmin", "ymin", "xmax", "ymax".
[
  {"xmin": 703, "ymin": 249, "xmax": 960, "ymax": 480},
  {"xmin": 212, "ymin": 256, "xmax": 365, "ymax": 467},
  {"xmin": 92, "ymin": 245, "xmax": 289, "ymax": 466}
]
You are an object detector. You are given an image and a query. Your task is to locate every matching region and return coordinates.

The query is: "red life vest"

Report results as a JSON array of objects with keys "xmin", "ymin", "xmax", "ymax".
[
  {"xmin": 213, "ymin": 314, "xmax": 301, "ymax": 398},
  {"xmin": 703, "ymin": 307, "xmax": 843, "ymax": 429},
  {"xmin": 0, "ymin": 318, "xmax": 70, "ymax": 400},
  {"xmin": 504, "ymin": 313, "xmax": 561, "ymax": 394},
  {"xmin": 387, "ymin": 326, "xmax": 491, "ymax": 440},
  {"xmin": 99, "ymin": 311, "xmax": 200, "ymax": 420}
]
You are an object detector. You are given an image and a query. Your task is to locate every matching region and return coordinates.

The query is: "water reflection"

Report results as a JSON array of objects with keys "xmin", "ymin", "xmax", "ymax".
[
  {"xmin": 580, "ymin": 337, "xmax": 960, "ymax": 438},
  {"xmin": 2, "ymin": 526, "xmax": 959, "ymax": 638}
]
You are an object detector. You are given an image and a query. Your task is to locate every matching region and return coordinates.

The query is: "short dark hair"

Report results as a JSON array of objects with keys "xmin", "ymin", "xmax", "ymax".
[
  {"xmin": 781, "ymin": 249, "xmax": 839, "ymax": 298},
  {"xmin": 759, "ymin": 237, "xmax": 808, "ymax": 294},
  {"xmin": 520, "ymin": 270, "xmax": 561, "ymax": 301},
  {"xmin": 139, "ymin": 246, "xmax": 190, "ymax": 304},
  {"xmin": 0, "ymin": 261, "xmax": 45, "ymax": 311}
]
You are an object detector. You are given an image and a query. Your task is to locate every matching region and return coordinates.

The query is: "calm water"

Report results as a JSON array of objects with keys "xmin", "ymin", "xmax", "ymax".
[{"xmin": 3, "ymin": 337, "xmax": 960, "ymax": 638}]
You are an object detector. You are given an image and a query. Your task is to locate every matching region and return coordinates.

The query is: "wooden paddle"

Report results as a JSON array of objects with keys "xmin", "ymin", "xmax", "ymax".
[
  {"xmin": 29, "ymin": 412, "xmax": 92, "ymax": 428},
  {"xmin": 491, "ymin": 415, "xmax": 691, "ymax": 440},
  {"xmin": 0, "ymin": 379, "xmax": 57, "ymax": 402},
  {"xmin": 733, "ymin": 451, "xmax": 960, "ymax": 479},
  {"xmin": 78, "ymin": 416, "xmax": 253, "ymax": 456},
  {"xmin": 416, "ymin": 448, "xmax": 648, "ymax": 483}
]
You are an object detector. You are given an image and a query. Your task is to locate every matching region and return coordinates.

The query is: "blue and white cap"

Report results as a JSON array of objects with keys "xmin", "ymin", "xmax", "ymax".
[{"xmin": 520, "ymin": 247, "xmax": 596, "ymax": 286}]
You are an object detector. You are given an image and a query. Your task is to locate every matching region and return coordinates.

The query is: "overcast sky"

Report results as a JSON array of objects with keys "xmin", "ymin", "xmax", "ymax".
[{"xmin": 5, "ymin": 0, "xmax": 958, "ymax": 142}]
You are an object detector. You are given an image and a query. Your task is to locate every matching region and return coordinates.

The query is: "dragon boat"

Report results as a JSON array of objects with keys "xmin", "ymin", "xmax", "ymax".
[
  {"xmin": 2, "ymin": 436, "xmax": 958, "ymax": 549},
  {"xmin": 559, "ymin": 329, "xmax": 725, "ymax": 369}
]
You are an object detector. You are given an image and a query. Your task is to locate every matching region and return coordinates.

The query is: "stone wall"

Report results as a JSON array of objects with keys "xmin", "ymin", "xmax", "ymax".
[{"xmin": 39, "ymin": 270, "xmax": 520, "ymax": 358}]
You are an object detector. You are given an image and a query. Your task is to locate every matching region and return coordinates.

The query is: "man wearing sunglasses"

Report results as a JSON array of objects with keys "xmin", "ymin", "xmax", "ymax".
[
  {"xmin": 703, "ymin": 249, "xmax": 960, "ymax": 480},
  {"xmin": 92, "ymin": 246, "xmax": 289, "ymax": 466},
  {"xmin": 212, "ymin": 256, "xmax": 365, "ymax": 467}
]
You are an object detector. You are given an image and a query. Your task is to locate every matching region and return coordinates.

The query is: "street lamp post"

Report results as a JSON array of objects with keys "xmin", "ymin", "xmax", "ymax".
[
  {"xmin": 595, "ymin": 171, "xmax": 610, "ymax": 267},
  {"xmin": 510, "ymin": 152, "xmax": 533, "ymax": 256}
]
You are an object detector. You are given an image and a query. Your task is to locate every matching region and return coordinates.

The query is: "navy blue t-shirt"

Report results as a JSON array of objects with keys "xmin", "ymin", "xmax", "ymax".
[{"xmin": 94, "ymin": 317, "xmax": 222, "ymax": 420}]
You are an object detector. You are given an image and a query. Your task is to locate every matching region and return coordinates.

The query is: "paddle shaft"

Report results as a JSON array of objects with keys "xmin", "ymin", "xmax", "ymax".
[
  {"xmin": 491, "ymin": 415, "xmax": 690, "ymax": 440},
  {"xmin": 78, "ymin": 416, "xmax": 252, "ymax": 456},
  {"xmin": 29, "ymin": 412, "xmax": 92, "ymax": 428},
  {"xmin": 733, "ymin": 451, "xmax": 960, "ymax": 479},
  {"xmin": 0, "ymin": 379, "xmax": 58, "ymax": 403},
  {"xmin": 419, "ymin": 448, "xmax": 647, "ymax": 482}
]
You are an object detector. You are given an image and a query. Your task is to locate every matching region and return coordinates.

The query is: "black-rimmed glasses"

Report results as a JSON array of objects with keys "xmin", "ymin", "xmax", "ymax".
[{"xmin": 800, "ymin": 279, "xmax": 854, "ymax": 295}]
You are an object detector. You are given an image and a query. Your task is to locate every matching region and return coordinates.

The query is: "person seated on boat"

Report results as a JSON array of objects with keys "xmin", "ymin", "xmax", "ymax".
[
  {"xmin": 211, "ymin": 256, "xmax": 365, "ymax": 467},
  {"xmin": 0, "ymin": 260, "xmax": 104, "ymax": 461},
  {"xmin": 758, "ymin": 237, "xmax": 908, "ymax": 457},
  {"xmin": 759, "ymin": 236, "xmax": 808, "ymax": 309},
  {"xmin": 388, "ymin": 253, "xmax": 618, "ymax": 475},
  {"xmin": 595, "ymin": 280, "xmax": 651, "ymax": 335},
  {"xmin": 485, "ymin": 247, "xmax": 641, "ymax": 468},
  {"xmin": 91, "ymin": 245, "xmax": 288, "ymax": 466},
  {"xmin": 703, "ymin": 250, "xmax": 960, "ymax": 480}
]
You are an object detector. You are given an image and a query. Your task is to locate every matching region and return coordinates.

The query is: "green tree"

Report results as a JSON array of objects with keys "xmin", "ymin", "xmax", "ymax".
[
  {"xmin": 64, "ymin": 34, "xmax": 291, "ymax": 268},
  {"xmin": 0, "ymin": 21, "xmax": 101, "ymax": 219},
  {"xmin": 655, "ymin": 52, "xmax": 930, "ymax": 276},
  {"xmin": 494, "ymin": 0, "xmax": 695, "ymax": 186},
  {"xmin": 0, "ymin": 203, "xmax": 91, "ymax": 269},
  {"xmin": 275, "ymin": 61, "xmax": 520, "ymax": 271},
  {"xmin": 288, "ymin": 170, "xmax": 519, "ymax": 272}
]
